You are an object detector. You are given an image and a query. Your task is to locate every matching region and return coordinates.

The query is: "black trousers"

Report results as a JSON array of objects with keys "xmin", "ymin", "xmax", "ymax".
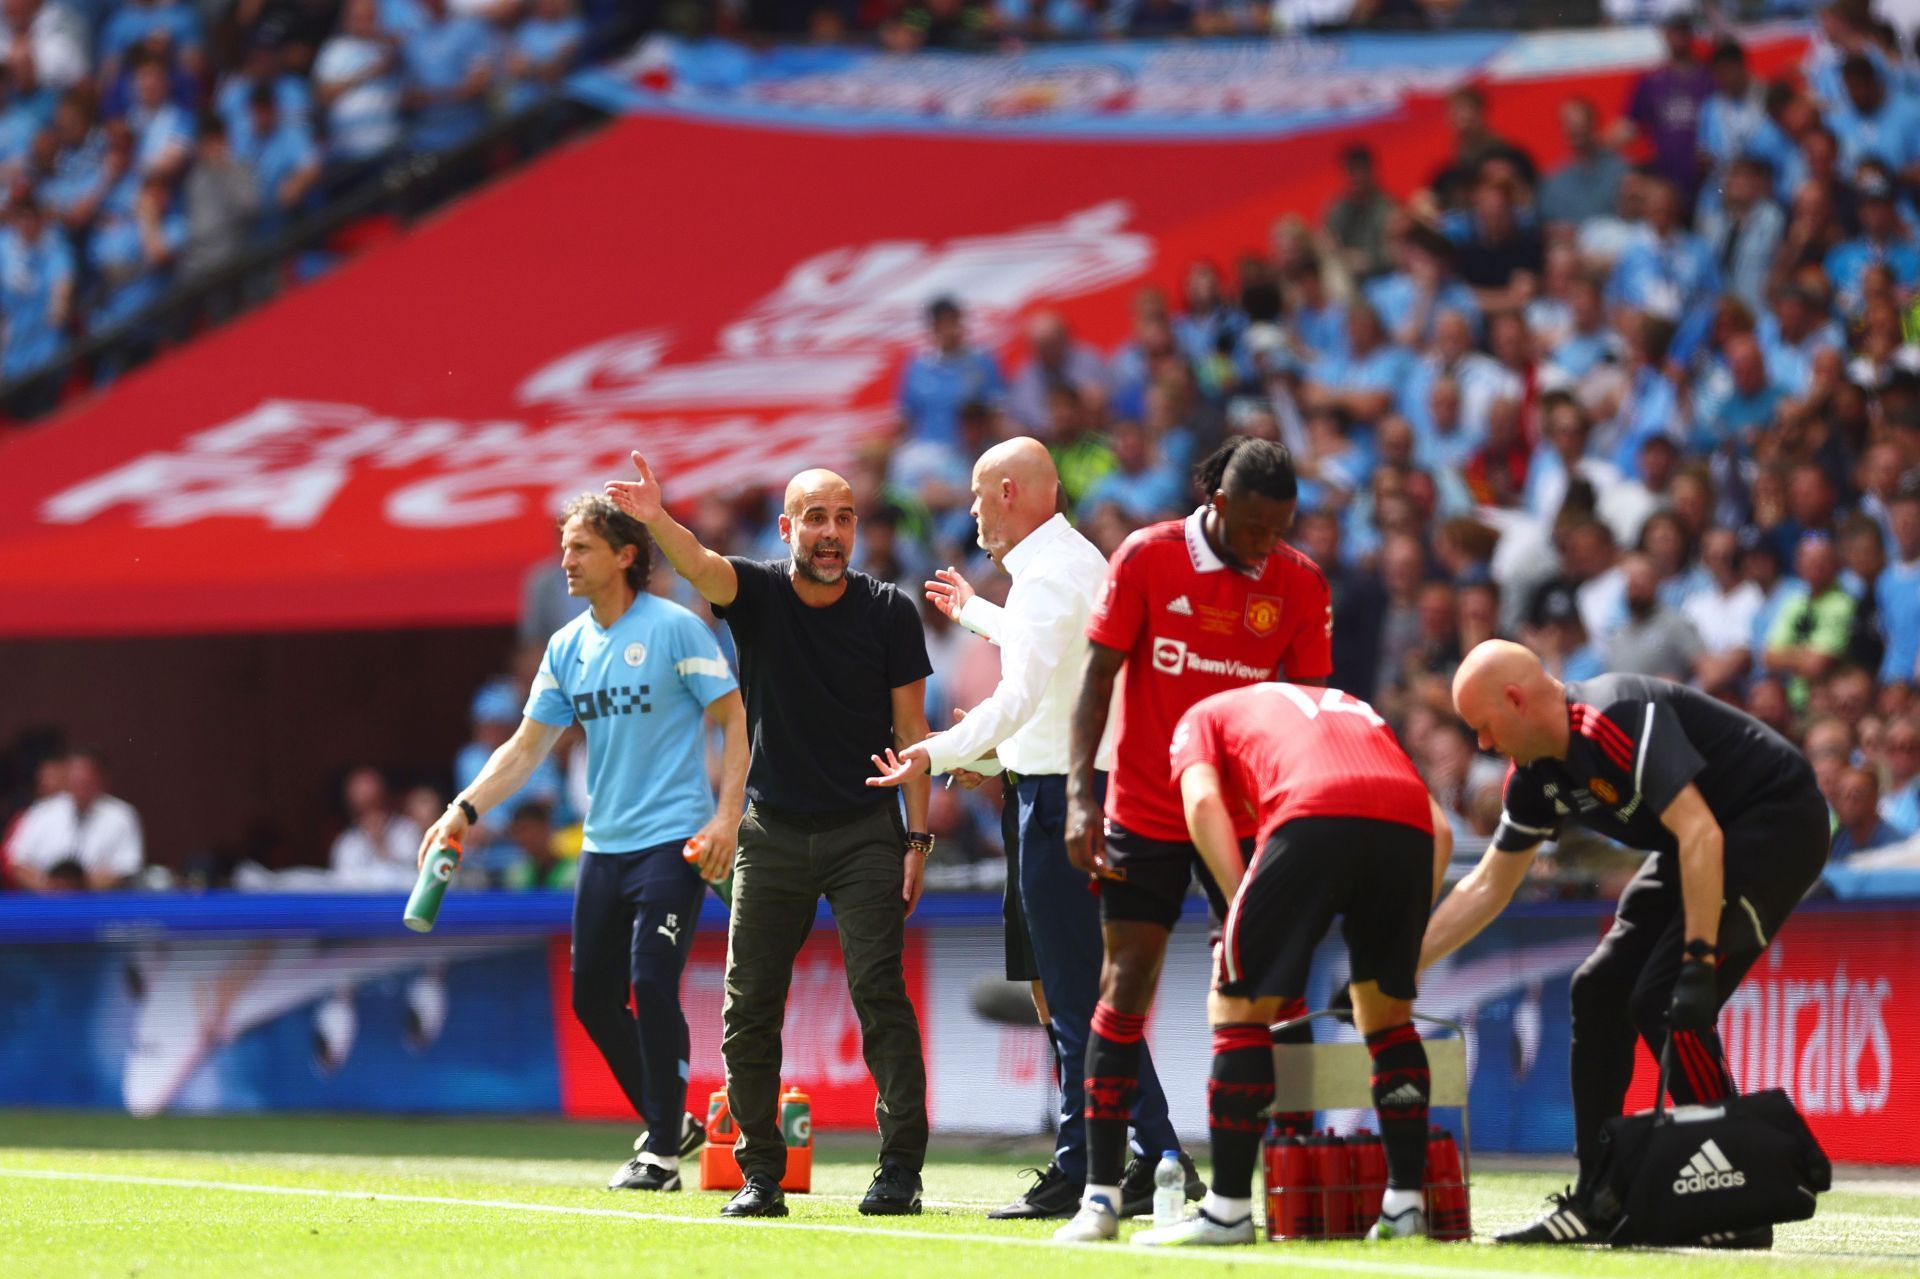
[
  {"xmin": 1566, "ymin": 786, "xmax": 1830, "ymax": 1177},
  {"xmin": 571, "ymin": 842, "xmax": 705, "ymax": 1155},
  {"xmin": 723, "ymin": 801, "xmax": 929, "ymax": 1177}
]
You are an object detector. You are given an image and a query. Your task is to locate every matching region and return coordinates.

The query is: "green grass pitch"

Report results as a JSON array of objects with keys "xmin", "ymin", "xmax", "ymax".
[{"xmin": 0, "ymin": 1111, "xmax": 1914, "ymax": 1277}]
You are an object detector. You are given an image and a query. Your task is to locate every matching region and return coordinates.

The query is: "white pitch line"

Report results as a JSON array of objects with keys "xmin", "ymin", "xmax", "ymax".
[{"xmin": 0, "ymin": 1167, "xmax": 1579, "ymax": 1279}]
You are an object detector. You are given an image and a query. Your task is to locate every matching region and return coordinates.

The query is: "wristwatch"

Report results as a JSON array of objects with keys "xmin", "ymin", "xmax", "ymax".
[
  {"xmin": 455, "ymin": 798, "xmax": 479, "ymax": 825},
  {"xmin": 906, "ymin": 831, "xmax": 935, "ymax": 855}
]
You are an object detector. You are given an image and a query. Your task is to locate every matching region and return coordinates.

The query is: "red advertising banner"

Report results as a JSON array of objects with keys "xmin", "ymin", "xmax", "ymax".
[
  {"xmin": 0, "ymin": 118, "xmax": 1370, "ymax": 636},
  {"xmin": 548, "ymin": 926, "xmax": 931, "ymax": 1130},
  {"xmin": 0, "ymin": 26, "xmax": 1807, "ymax": 638},
  {"xmin": 1624, "ymin": 909, "xmax": 1917, "ymax": 1164}
]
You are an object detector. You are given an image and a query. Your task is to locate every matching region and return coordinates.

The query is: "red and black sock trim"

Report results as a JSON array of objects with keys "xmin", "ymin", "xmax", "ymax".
[
  {"xmin": 1366, "ymin": 1022, "xmax": 1430, "ymax": 1191},
  {"xmin": 1090, "ymin": 1001, "xmax": 1146, "ymax": 1044}
]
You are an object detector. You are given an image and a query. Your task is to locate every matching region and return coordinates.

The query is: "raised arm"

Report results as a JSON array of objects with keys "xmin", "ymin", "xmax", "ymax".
[{"xmin": 605, "ymin": 450, "xmax": 738, "ymax": 606}]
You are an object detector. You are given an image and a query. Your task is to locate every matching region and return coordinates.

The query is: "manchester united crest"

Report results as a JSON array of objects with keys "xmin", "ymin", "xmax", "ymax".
[
  {"xmin": 1590, "ymin": 777, "xmax": 1618, "ymax": 804},
  {"xmin": 1245, "ymin": 595, "xmax": 1282, "ymax": 637}
]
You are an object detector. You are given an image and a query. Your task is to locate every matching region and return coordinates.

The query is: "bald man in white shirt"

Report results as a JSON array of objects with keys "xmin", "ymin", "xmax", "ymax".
[{"xmin": 869, "ymin": 437, "xmax": 1198, "ymax": 1221}]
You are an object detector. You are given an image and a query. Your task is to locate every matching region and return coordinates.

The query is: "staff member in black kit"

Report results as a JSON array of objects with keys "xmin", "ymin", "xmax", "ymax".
[
  {"xmin": 1423, "ymin": 639, "xmax": 1829, "ymax": 1248},
  {"xmin": 607, "ymin": 452, "xmax": 935, "ymax": 1221}
]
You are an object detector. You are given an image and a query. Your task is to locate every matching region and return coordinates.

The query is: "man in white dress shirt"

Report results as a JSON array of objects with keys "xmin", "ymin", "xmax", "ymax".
[
  {"xmin": 328, "ymin": 766, "xmax": 424, "ymax": 890},
  {"xmin": 5, "ymin": 747, "xmax": 143, "ymax": 890},
  {"xmin": 868, "ymin": 437, "xmax": 1198, "ymax": 1221}
]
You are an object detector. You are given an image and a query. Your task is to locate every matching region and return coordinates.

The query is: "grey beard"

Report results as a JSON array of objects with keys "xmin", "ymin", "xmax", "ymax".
[{"xmin": 792, "ymin": 543, "xmax": 847, "ymax": 585}]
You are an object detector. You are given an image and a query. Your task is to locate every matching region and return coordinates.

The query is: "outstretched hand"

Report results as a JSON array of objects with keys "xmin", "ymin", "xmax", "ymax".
[
  {"xmin": 867, "ymin": 744, "xmax": 932, "ymax": 789},
  {"xmin": 924, "ymin": 568, "xmax": 976, "ymax": 623},
  {"xmin": 603, "ymin": 450, "xmax": 666, "ymax": 524}
]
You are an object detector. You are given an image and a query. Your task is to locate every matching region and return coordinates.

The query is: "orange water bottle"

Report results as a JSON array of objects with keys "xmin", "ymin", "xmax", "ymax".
[
  {"xmin": 698, "ymin": 1088, "xmax": 744, "ymax": 1191},
  {"xmin": 682, "ymin": 836, "xmax": 734, "ymax": 906},
  {"xmin": 779, "ymin": 1084, "xmax": 813, "ymax": 1192}
]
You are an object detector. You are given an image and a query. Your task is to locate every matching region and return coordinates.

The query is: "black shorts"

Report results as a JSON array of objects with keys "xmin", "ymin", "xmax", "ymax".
[
  {"xmin": 1216, "ymin": 815, "xmax": 1434, "ymax": 1002},
  {"xmin": 1097, "ymin": 817, "xmax": 1240, "ymax": 932}
]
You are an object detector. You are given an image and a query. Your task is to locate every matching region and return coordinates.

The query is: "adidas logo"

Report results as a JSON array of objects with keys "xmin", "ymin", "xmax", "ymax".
[
  {"xmin": 1167, "ymin": 595, "xmax": 1194, "ymax": 616},
  {"xmin": 1672, "ymin": 1139, "xmax": 1746, "ymax": 1194},
  {"xmin": 1378, "ymin": 1083, "xmax": 1426, "ymax": 1108},
  {"xmin": 1540, "ymin": 1210, "xmax": 1590, "ymax": 1241}
]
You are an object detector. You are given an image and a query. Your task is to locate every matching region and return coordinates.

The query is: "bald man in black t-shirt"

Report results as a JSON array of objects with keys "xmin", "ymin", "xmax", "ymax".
[
  {"xmin": 607, "ymin": 454, "xmax": 934, "ymax": 1221},
  {"xmin": 1421, "ymin": 641, "xmax": 1828, "ymax": 1246}
]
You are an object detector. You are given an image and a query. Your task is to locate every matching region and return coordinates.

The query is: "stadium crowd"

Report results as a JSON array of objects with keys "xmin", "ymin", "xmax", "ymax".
[
  {"xmin": 0, "ymin": 0, "xmax": 618, "ymax": 412},
  {"xmin": 7, "ymin": 8, "xmax": 1920, "ymax": 897},
  {"xmin": 659, "ymin": 9, "xmax": 1920, "ymax": 884},
  {"xmin": 721, "ymin": 0, "xmax": 1822, "ymax": 44}
]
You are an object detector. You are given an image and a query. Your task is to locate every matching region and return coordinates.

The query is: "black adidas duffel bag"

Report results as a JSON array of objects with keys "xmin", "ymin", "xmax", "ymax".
[{"xmin": 1588, "ymin": 1043, "xmax": 1832, "ymax": 1246}]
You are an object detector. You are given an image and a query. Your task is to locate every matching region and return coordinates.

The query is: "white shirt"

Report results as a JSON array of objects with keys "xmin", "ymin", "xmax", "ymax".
[
  {"xmin": 0, "ymin": 3, "xmax": 89, "ymax": 92},
  {"xmin": 6, "ymin": 792, "xmax": 143, "ymax": 881},
  {"xmin": 1682, "ymin": 578, "xmax": 1764, "ymax": 657},
  {"xmin": 922, "ymin": 514, "xmax": 1117, "ymax": 778},
  {"xmin": 314, "ymin": 35, "xmax": 402, "ymax": 161},
  {"xmin": 329, "ymin": 815, "xmax": 424, "ymax": 890},
  {"xmin": 1577, "ymin": 565, "xmax": 1629, "ymax": 648}
]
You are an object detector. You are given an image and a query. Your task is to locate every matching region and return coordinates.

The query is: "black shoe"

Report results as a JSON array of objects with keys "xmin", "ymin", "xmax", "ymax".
[
  {"xmin": 1699, "ymin": 1225, "xmax": 1773, "ymax": 1250},
  {"xmin": 720, "ymin": 1173, "xmax": 788, "ymax": 1218},
  {"xmin": 986, "ymin": 1164, "xmax": 1081, "ymax": 1220},
  {"xmin": 679, "ymin": 1111, "xmax": 707, "ymax": 1159},
  {"xmin": 860, "ymin": 1161, "xmax": 924, "ymax": 1216},
  {"xmin": 607, "ymin": 1141, "xmax": 682, "ymax": 1192},
  {"xmin": 1119, "ymin": 1151, "xmax": 1204, "ymax": 1218},
  {"xmin": 1495, "ymin": 1188, "xmax": 1599, "ymax": 1244}
]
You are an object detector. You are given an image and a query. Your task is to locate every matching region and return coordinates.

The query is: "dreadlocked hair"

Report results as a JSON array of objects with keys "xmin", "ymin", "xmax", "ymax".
[{"xmin": 1193, "ymin": 437, "xmax": 1298, "ymax": 504}]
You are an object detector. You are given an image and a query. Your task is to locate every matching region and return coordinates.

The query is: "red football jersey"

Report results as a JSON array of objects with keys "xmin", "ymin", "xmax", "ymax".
[
  {"xmin": 1087, "ymin": 510, "xmax": 1333, "ymax": 841},
  {"xmin": 1170, "ymin": 683, "xmax": 1433, "ymax": 846}
]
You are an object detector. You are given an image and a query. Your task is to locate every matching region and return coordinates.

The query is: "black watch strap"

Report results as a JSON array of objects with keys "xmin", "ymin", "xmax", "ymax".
[
  {"xmin": 906, "ymin": 831, "xmax": 934, "ymax": 851},
  {"xmin": 1683, "ymin": 938, "xmax": 1718, "ymax": 962},
  {"xmin": 456, "ymin": 798, "xmax": 479, "ymax": 825}
]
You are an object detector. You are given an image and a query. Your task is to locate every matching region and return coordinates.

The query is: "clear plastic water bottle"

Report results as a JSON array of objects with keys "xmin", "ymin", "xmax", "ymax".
[{"xmin": 1152, "ymin": 1150, "xmax": 1185, "ymax": 1227}]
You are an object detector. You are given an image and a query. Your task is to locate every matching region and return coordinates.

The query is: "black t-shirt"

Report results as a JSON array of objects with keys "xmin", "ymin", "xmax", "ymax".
[
  {"xmin": 1492, "ymin": 673, "xmax": 1815, "ymax": 858},
  {"xmin": 712, "ymin": 557, "xmax": 933, "ymax": 815},
  {"xmin": 1456, "ymin": 226, "xmax": 1544, "ymax": 290}
]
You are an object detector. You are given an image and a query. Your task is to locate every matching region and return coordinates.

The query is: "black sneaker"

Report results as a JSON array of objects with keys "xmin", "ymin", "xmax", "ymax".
[
  {"xmin": 607, "ymin": 1141, "xmax": 682, "ymax": 1192},
  {"xmin": 1495, "ymin": 1188, "xmax": 1600, "ymax": 1244},
  {"xmin": 720, "ymin": 1173, "xmax": 788, "ymax": 1218},
  {"xmin": 986, "ymin": 1164, "xmax": 1081, "ymax": 1220},
  {"xmin": 679, "ymin": 1111, "xmax": 707, "ymax": 1159},
  {"xmin": 1119, "ymin": 1151, "xmax": 1203, "ymax": 1219},
  {"xmin": 859, "ymin": 1161, "xmax": 924, "ymax": 1216},
  {"xmin": 1698, "ymin": 1225, "xmax": 1773, "ymax": 1250}
]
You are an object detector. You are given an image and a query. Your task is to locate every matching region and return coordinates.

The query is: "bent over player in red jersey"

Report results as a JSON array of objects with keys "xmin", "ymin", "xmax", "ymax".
[
  {"xmin": 1137, "ymin": 682, "xmax": 1451, "ymax": 1247},
  {"xmin": 1056, "ymin": 438, "xmax": 1333, "ymax": 1243}
]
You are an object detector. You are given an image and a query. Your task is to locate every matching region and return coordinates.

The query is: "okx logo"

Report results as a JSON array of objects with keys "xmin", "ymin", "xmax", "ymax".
[
  {"xmin": 573, "ymin": 684, "xmax": 651, "ymax": 722},
  {"xmin": 1672, "ymin": 1139, "xmax": 1746, "ymax": 1194}
]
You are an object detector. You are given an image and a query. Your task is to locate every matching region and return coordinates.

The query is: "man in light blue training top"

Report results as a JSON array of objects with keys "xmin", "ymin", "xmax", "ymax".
[{"xmin": 418, "ymin": 492, "xmax": 748, "ymax": 1193}]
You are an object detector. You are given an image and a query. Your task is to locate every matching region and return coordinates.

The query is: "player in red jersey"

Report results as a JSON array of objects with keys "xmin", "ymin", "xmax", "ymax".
[
  {"xmin": 1056, "ymin": 438, "xmax": 1333, "ymax": 1243},
  {"xmin": 1136, "ymin": 683, "xmax": 1452, "ymax": 1247}
]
